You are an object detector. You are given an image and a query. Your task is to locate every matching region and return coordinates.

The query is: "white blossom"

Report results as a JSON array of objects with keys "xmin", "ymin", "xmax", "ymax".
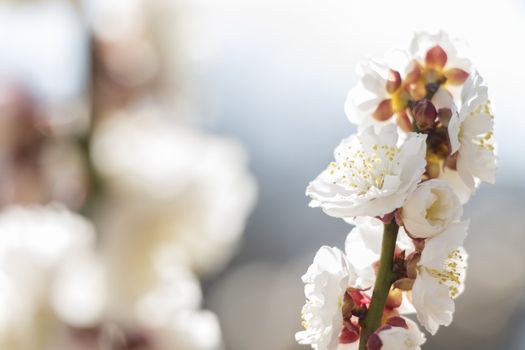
[
  {"xmin": 91, "ymin": 109, "xmax": 257, "ymax": 275},
  {"xmin": 445, "ymin": 72, "xmax": 496, "ymax": 202},
  {"xmin": 296, "ymin": 246, "xmax": 357, "ymax": 350},
  {"xmin": 373, "ymin": 317, "xmax": 426, "ymax": 350},
  {"xmin": 344, "ymin": 60, "xmax": 395, "ymax": 130},
  {"xmin": 307, "ymin": 125, "xmax": 426, "ymax": 219},
  {"xmin": 0, "ymin": 205, "xmax": 96, "ymax": 350},
  {"xmin": 400, "ymin": 180, "xmax": 462, "ymax": 239},
  {"xmin": 411, "ymin": 221, "xmax": 469, "ymax": 334}
]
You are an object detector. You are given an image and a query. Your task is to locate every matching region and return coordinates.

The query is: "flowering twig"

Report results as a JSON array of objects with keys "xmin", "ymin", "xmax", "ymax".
[
  {"xmin": 358, "ymin": 221, "xmax": 399, "ymax": 350},
  {"xmin": 297, "ymin": 31, "xmax": 496, "ymax": 350}
]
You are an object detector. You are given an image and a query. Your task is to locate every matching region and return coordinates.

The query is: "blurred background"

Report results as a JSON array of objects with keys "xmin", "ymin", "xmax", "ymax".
[{"xmin": 0, "ymin": 0, "xmax": 524, "ymax": 349}]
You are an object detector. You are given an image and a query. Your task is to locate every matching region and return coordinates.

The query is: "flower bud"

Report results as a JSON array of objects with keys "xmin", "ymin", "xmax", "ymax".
[
  {"xmin": 401, "ymin": 179, "xmax": 462, "ymax": 238},
  {"xmin": 425, "ymin": 45, "xmax": 447, "ymax": 69},
  {"xmin": 412, "ymin": 99, "xmax": 437, "ymax": 132}
]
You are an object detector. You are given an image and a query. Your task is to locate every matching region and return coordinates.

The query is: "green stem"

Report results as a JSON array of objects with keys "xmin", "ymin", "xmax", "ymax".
[{"xmin": 358, "ymin": 221, "xmax": 399, "ymax": 350}]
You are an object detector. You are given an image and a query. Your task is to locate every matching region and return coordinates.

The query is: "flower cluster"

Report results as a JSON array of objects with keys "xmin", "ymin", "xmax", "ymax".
[{"xmin": 298, "ymin": 31, "xmax": 496, "ymax": 350}]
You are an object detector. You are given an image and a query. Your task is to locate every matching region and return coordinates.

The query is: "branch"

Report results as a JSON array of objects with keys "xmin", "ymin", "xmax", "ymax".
[{"xmin": 358, "ymin": 221, "xmax": 399, "ymax": 350}]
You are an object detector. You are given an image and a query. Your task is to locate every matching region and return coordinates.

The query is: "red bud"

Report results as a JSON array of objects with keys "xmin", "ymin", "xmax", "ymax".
[
  {"xmin": 413, "ymin": 99, "xmax": 437, "ymax": 132},
  {"xmin": 425, "ymin": 45, "xmax": 448, "ymax": 69}
]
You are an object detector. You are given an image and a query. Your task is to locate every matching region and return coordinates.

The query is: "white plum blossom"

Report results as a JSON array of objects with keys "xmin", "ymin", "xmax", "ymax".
[
  {"xmin": 301, "ymin": 31, "xmax": 495, "ymax": 349},
  {"xmin": 445, "ymin": 72, "xmax": 496, "ymax": 202},
  {"xmin": 411, "ymin": 221, "xmax": 469, "ymax": 334},
  {"xmin": 307, "ymin": 125, "xmax": 426, "ymax": 219},
  {"xmin": 369, "ymin": 317, "xmax": 426, "ymax": 350},
  {"xmin": 0, "ymin": 205, "xmax": 97, "ymax": 350},
  {"xmin": 345, "ymin": 60, "xmax": 397, "ymax": 130},
  {"xmin": 400, "ymin": 179, "xmax": 462, "ymax": 239},
  {"xmin": 91, "ymin": 109, "xmax": 257, "ymax": 275},
  {"xmin": 296, "ymin": 246, "xmax": 357, "ymax": 350}
]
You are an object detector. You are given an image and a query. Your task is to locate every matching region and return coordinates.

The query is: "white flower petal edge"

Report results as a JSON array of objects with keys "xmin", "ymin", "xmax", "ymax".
[
  {"xmin": 411, "ymin": 221, "xmax": 469, "ymax": 334},
  {"xmin": 296, "ymin": 246, "xmax": 356, "ymax": 350},
  {"xmin": 375, "ymin": 317, "xmax": 426, "ymax": 350},
  {"xmin": 344, "ymin": 60, "xmax": 393, "ymax": 130},
  {"xmin": 446, "ymin": 72, "xmax": 496, "ymax": 199},
  {"xmin": 401, "ymin": 179, "xmax": 462, "ymax": 239},
  {"xmin": 306, "ymin": 125, "xmax": 427, "ymax": 219}
]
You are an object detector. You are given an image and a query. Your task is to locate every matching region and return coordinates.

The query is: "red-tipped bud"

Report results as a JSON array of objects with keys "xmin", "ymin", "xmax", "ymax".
[
  {"xmin": 444, "ymin": 68, "xmax": 469, "ymax": 85},
  {"xmin": 373, "ymin": 99, "xmax": 394, "ymax": 121},
  {"xmin": 386, "ymin": 70, "xmax": 402, "ymax": 94},
  {"xmin": 425, "ymin": 45, "xmax": 448, "ymax": 69},
  {"xmin": 412, "ymin": 99, "xmax": 437, "ymax": 132}
]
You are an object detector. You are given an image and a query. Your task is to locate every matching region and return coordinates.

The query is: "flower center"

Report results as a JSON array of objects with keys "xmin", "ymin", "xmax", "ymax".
[
  {"xmin": 329, "ymin": 143, "xmax": 401, "ymax": 195},
  {"xmin": 463, "ymin": 102, "xmax": 494, "ymax": 152},
  {"xmin": 426, "ymin": 249, "xmax": 465, "ymax": 298}
]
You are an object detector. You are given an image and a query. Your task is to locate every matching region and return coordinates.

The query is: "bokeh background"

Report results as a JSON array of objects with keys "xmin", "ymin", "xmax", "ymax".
[{"xmin": 0, "ymin": 0, "xmax": 524, "ymax": 349}]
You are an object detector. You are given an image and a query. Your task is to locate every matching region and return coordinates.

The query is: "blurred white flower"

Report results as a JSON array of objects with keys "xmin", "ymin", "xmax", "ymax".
[
  {"xmin": 446, "ymin": 72, "xmax": 496, "ymax": 202},
  {"xmin": 51, "ymin": 251, "xmax": 107, "ymax": 328},
  {"xmin": 411, "ymin": 221, "xmax": 469, "ymax": 335},
  {"xmin": 306, "ymin": 125, "xmax": 426, "ymax": 219},
  {"xmin": 156, "ymin": 310, "xmax": 222, "ymax": 350},
  {"xmin": 0, "ymin": 205, "xmax": 96, "ymax": 350},
  {"xmin": 296, "ymin": 246, "xmax": 357, "ymax": 350},
  {"xmin": 100, "ymin": 260, "xmax": 223, "ymax": 350},
  {"xmin": 367, "ymin": 317, "xmax": 426, "ymax": 350},
  {"xmin": 91, "ymin": 110, "xmax": 257, "ymax": 275},
  {"xmin": 401, "ymin": 179, "xmax": 462, "ymax": 239}
]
